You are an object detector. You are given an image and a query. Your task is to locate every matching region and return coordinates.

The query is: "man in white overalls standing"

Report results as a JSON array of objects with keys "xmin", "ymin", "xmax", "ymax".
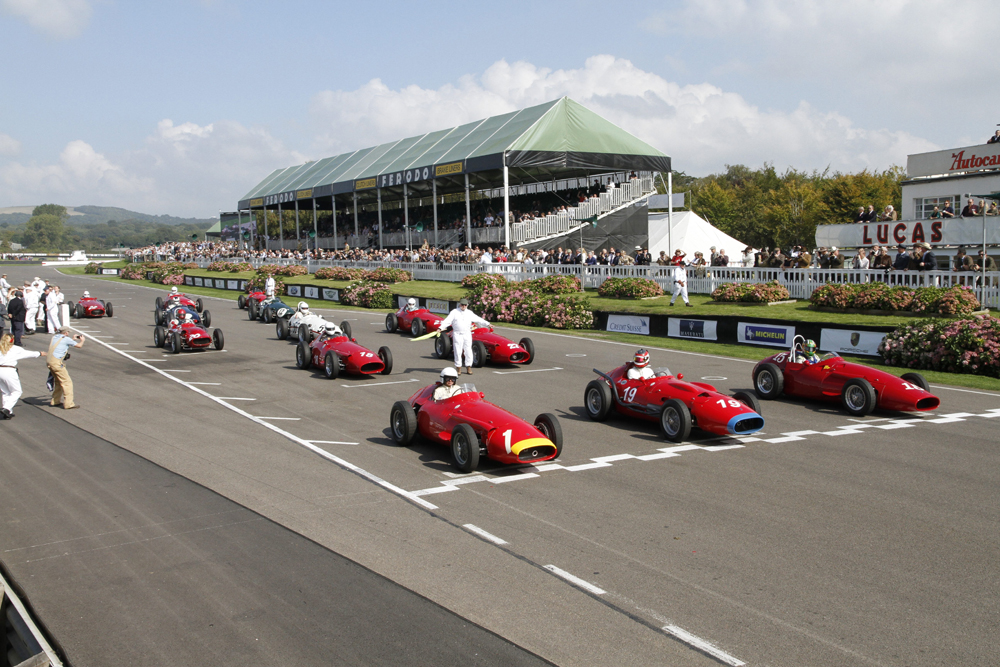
[
  {"xmin": 670, "ymin": 263, "xmax": 693, "ymax": 307},
  {"xmin": 439, "ymin": 298, "xmax": 490, "ymax": 375}
]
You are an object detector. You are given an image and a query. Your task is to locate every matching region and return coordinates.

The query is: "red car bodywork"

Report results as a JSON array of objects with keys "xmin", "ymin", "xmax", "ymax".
[
  {"xmin": 435, "ymin": 325, "xmax": 533, "ymax": 365},
  {"xmin": 239, "ymin": 290, "xmax": 266, "ymax": 309},
  {"xmin": 157, "ymin": 321, "xmax": 220, "ymax": 352},
  {"xmin": 388, "ymin": 307, "xmax": 442, "ymax": 336},
  {"xmin": 73, "ymin": 297, "xmax": 111, "ymax": 318},
  {"xmin": 297, "ymin": 334, "xmax": 391, "ymax": 377},
  {"xmin": 753, "ymin": 351, "xmax": 940, "ymax": 412},
  {"xmin": 593, "ymin": 364, "xmax": 764, "ymax": 437}
]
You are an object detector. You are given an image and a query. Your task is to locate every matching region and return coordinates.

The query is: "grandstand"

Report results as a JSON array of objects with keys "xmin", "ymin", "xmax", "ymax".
[{"xmin": 236, "ymin": 97, "xmax": 671, "ymax": 251}]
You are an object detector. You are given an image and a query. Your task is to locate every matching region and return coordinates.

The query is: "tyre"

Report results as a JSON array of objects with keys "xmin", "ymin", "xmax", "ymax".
[
  {"xmin": 386, "ymin": 312, "xmax": 397, "ymax": 332},
  {"xmin": 901, "ymin": 372, "xmax": 930, "ymax": 392},
  {"xmin": 276, "ymin": 318, "xmax": 289, "ymax": 340},
  {"xmin": 201, "ymin": 310, "xmax": 211, "ymax": 328},
  {"xmin": 76, "ymin": 304, "xmax": 84, "ymax": 319},
  {"xmin": 378, "ymin": 346, "xmax": 393, "ymax": 375},
  {"xmin": 519, "ymin": 337, "xmax": 535, "ymax": 365},
  {"xmin": 389, "ymin": 401, "xmax": 417, "ymax": 445},
  {"xmin": 105, "ymin": 302, "xmax": 114, "ymax": 318},
  {"xmin": 195, "ymin": 298, "xmax": 204, "ymax": 312},
  {"xmin": 753, "ymin": 362, "xmax": 784, "ymax": 400},
  {"xmin": 238, "ymin": 294, "xmax": 246, "ymax": 309},
  {"xmin": 298, "ymin": 324, "xmax": 313, "ymax": 344},
  {"xmin": 450, "ymin": 423, "xmax": 480, "ymax": 473},
  {"xmin": 169, "ymin": 331, "xmax": 181, "ymax": 354},
  {"xmin": 67, "ymin": 301, "xmax": 75, "ymax": 318},
  {"xmin": 472, "ymin": 340, "xmax": 487, "ymax": 368},
  {"xmin": 263, "ymin": 307, "xmax": 272, "ymax": 324},
  {"xmin": 154, "ymin": 309, "xmax": 163, "ymax": 326},
  {"xmin": 213, "ymin": 328, "xmax": 224, "ymax": 351},
  {"xmin": 584, "ymin": 380, "xmax": 613, "ymax": 421},
  {"xmin": 324, "ymin": 351, "xmax": 340, "ymax": 379},
  {"xmin": 248, "ymin": 299, "xmax": 258, "ymax": 320},
  {"xmin": 296, "ymin": 340, "xmax": 312, "ymax": 369},
  {"xmin": 340, "ymin": 321, "xmax": 352, "ymax": 339},
  {"xmin": 659, "ymin": 398, "xmax": 692, "ymax": 442},
  {"xmin": 435, "ymin": 332, "xmax": 452, "ymax": 360},
  {"xmin": 534, "ymin": 413, "xmax": 563, "ymax": 457},
  {"xmin": 155, "ymin": 296, "xmax": 163, "ymax": 311},
  {"xmin": 153, "ymin": 326, "xmax": 165, "ymax": 348},
  {"xmin": 841, "ymin": 378, "xmax": 876, "ymax": 416},
  {"xmin": 732, "ymin": 390, "xmax": 762, "ymax": 414},
  {"xmin": 411, "ymin": 317, "xmax": 425, "ymax": 337}
]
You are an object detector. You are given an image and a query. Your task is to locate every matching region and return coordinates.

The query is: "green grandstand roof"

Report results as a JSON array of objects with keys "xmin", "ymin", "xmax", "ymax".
[{"xmin": 239, "ymin": 97, "xmax": 670, "ymax": 208}]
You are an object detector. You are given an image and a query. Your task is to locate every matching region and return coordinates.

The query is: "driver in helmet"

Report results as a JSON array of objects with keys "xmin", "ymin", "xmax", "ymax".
[
  {"xmin": 626, "ymin": 349, "xmax": 655, "ymax": 380},
  {"xmin": 82, "ymin": 290, "xmax": 91, "ymax": 299},
  {"xmin": 802, "ymin": 339, "xmax": 821, "ymax": 364},
  {"xmin": 405, "ymin": 297, "xmax": 418, "ymax": 312},
  {"xmin": 170, "ymin": 286, "xmax": 179, "ymax": 295},
  {"xmin": 433, "ymin": 366, "xmax": 464, "ymax": 401},
  {"xmin": 319, "ymin": 321, "xmax": 343, "ymax": 340},
  {"xmin": 296, "ymin": 301, "xmax": 310, "ymax": 316}
]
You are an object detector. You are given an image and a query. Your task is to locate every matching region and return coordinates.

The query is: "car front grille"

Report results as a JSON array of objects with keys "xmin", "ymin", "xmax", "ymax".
[
  {"xmin": 733, "ymin": 417, "xmax": 764, "ymax": 433},
  {"xmin": 518, "ymin": 445, "xmax": 555, "ymax": 461}
]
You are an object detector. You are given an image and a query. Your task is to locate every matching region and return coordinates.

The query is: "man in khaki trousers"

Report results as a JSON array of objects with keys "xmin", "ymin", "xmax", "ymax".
[{"xmin": 47, "ymin": 327, "xmax": 84, "ymax": 409}]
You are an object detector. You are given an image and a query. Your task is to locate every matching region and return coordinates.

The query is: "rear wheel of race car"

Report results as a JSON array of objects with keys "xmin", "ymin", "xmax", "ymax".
[
  {"xmin": 169, "ymin": 332, "xmax": 181, "ymax": 355},
  {"xmin": 901, "ymin": 372, "xmax": 930, "ymax": 392},
  {"xmin": 753, "ymin": 362, "xmax": 784, "ymax": 400},
  {"xmin": 842, "ymin": 378, "xmax": 876, "ymax": 416},
  {"xmin": 153, "ymin": 326, "xmax": 165, "ymax": 348},
  {"xmin": 248, "ymin": 299, "xmax": 258, "ymax": 320},
  {"xmin": 411, "ymin": 317, "xmax": 425, "ymax": 337},
  {"xmin": 276, "ymin": 318, "xmax": 288, "ymax": 340},
  {"xmin": 238, "ymin": 294, "xmax": 246, "ymax": 309},
  {"xmin": 389, "ymin": 401, "xmax": 417, "ymax": 445},
  {"xmin": 155, "ymin": 296, "xmax": 163, "ymax": 311},
  {"xmin": 340, "ymin": 321, "xmax": 352, "ymax": 339},
  {"xmin": 76, "ymin": 304, "xmax": 84, "ymax": 319},
  {"xmin": 519, "ymin": 337, "xmax": 535, "ymax": 365},
  {"xmin": 105, "ymin": 302, "xmax": 113, "ymax": 318},
  {"xmin": 584, "ymin": 380, "xmax": 613, "ymax": 421},
  {"xmin": 213, "ymin": 329, "xmax": 224, "ymax": 351},
  {"xmin": 534, "ymin": 413, "xmax": 563, "ymax": 458},
  {"xmin": 385, "ymin": 312, "xmax": 397, "ymax": 332},
  {"xmin": 732, "ymin": 390, "xmax": 762, "ymax": 414},
  {"xmin": 450, "ymin": 424, "xmax": 480, "ymax": 473},
  {"xmin": 378, "ymin": 346, "xmax": 393, "ymax": 375},
  {"xmin": 67, "ymin": 301, "xmax": 75, "ymax": 318},
  {"xmin": 154, "ymin": 309, "xmax": 163, "ymax": 326},
  {"xmin": 323, "ymin": 351, "xmax": 340, "ymax": 379},
  {"xmin": 195, "ymin": 298, "xmax": 204, "ymax": 312},
  {"xmin": 263, "ymin": 307, "xmax": 272, "ymax": 324},
  {"xmin": 659, "ymin": 399, "xmax": 692, "ymax": 442},
  {"xmin": 201, "ymin": 310, "xmax": 211, "ymax": 328},
  {"xmin": 296, "ymin": 341, "xmax": 311, "ymax": 369},
  {"xmin": 472, "ymin": 340, "xmax": 487, "ymax": 368},
  {"xmin": 435, "ymin": 332, "xmax": 452, "ymax": 359},
  {"xmin": 298, "ymin": 324, "xmax": 313, "ymax": 344}
]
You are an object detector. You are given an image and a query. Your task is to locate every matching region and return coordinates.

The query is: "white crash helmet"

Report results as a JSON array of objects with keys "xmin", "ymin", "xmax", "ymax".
[
  {"xmin": 323, "ymin": 322, "xmax": 339, "ymax": 335},
  {"xmin": 170, "ymin": 286, "xmax": 178, "ymax": 294},
  {"xmin": 83, "ymin": 291, "xmax": 90, "ymax": 298},
  {"xmin": 440, "ymin": 367, "xmax": 459, "ymax": 382},
  {"xmin": 407, "ymin": 298, "xmax": 417, "ymax": 309},
  {"xmin": 297, "ymin": 301, "xmax": 310, "ymax": 314}
]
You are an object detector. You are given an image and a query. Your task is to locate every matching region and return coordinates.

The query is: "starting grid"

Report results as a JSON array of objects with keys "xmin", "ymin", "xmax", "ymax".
[{"xmin": 409, "ymin": 409, "xmax": 1000, "ymax": 497}]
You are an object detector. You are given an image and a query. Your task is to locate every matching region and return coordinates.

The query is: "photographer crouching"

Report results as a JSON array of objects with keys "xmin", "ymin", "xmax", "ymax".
[{"xmin": 47, "ymin": 327, "xmax": 84, "ymax": 410}]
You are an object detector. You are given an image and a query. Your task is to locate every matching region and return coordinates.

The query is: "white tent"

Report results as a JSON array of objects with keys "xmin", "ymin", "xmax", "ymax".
[{"xmin": 647, "ymin": 211, "xmax": 749, "ymax": 263}]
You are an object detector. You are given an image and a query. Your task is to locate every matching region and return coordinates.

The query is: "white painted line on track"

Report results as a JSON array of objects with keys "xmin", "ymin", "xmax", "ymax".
[
  {"xmin": 161, "ymin": 369, "xmax": 191, "ymax": 372},
  {"xmin": 340, "ymin": 378, "xmax": 419, "ymax": 388},
  {"xmin": 188, "ymin": 382, "xmax": 221, "ymax": 385},
  {"xmin": 216, "ymin": 397, "xmax": 256, "ymax": 401},
  {"xmin": 411, "ymin": 486, "xmax": 459, "ymax": 497},
  {"xmin": 306, "ymin": 440, "xmax": 360, "ymax": 446},
  {"xmin": 255, "ymin": 416, "xmax": 301, "ymax": 421},
  {"xmin": 463, "ymin": 524, "xmax": 508, "ymax": 545},
  {"xmin": 662, "ymin": 625, "xmax": 746, "ymax": 666},
  {"xmin": 107, "ymin": 342, "xmax": 129, "ymax": 345},
  {"xmin": 493, "ymin": 367, "xmax": 563, "ymax": 375},
  {"xmin": 544, "ymin": 565, "xmax": 606, "ymax": 595},
  {"xmin": 67, "ymin": 325, "xmax": 439, "ymax": 511},
  {"xmin": 490, "ymin": 473, "xmax": 539, "ymax": 484},
  {"xmin": 930, "ymin": 384, "xmax": 1000, "ymax": 397}
]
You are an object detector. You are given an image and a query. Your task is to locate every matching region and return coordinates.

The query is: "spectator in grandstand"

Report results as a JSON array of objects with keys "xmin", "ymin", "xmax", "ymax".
[
  {"xmin": 892, "ymin": 244, "xmax": 910, "ymax": 270},
  {"xmin": 769, "ymin": 248, "xmax": 786, "ymax": 268},
  {"xmin": 942, "ymin": 202, "xmax": 956, "ymax": 218},
  {"xmin": 585, "ymin": 251, "xmax": 598, "ymax": 266},
  {"xmin": 915, "ymin": 243, "xmax": 938, "ymax": 271},
  {"xmin": 635, "ymin": 247, "xmax": 651, "ymax": 265},
  {"xmin": 953, "ymin": 248, "xmax": 969, "ymax": 271},
  {"xmin": 975, "ymin": 250, "xmax": 997, "ymax": 272},
  {"xmin": 880, "ymin": 205, "xmax": 897, "ymax": 221},
  {"xmin": 709, "ymin": 246, "xmax": 718, "ymax": 264},
  {"xmin": 988, "ymin": 202, "xmax": 999, "ymax": 216},
  {"xmin": 742, "ymin": 246, "xmax": 756, "ymax": 267},
  {"xmin": 827, "ymin": 247, "xmax": 845, "ymax": 269},
  {"xmin": 988, "ymin": 130, "xmax": 1000, "ymax": 144},
  {"xmin": 816, "ymin": 248, "xmax": 830, "ymax": 269},
  {"xmin": 852, "ymin": 248, "xmax": 870, "ymax": 269},
  {"xmin": 961, "ymin": 200, "xmax": 978, "ymax": 217},
  {"xmin": 711, "ymin": 249, "xmax": 730, "ymax": 267},
  {"xmin": 670, "ymin": 249, "xmax": 687, "ymax": 266},
  {"xmin": 690, "ymin": 251, "xmax": 707, "ymax": 277},
  {"xmin": 870, "ymin": 246, "xmax": 892, "ymax": 269},
  {"xmin": 796, "ymin": 248, "xmax": 812, "ymax": 268},
  {"xmin": 862, "ymin": 205, "xmax": 877, "ymax": 223},
  {"xmin": 755, "ymin": 248, "xmax": 769, "ymax": 266},
  {"xmin": 656, "ymin": 251, "xmax": 671, "ymax": 266},
  {"xmin": 853, "ymin": 207, "xmax": 866, "ymax": 223},
  {"xmin": 929, "ymin": 206, "xmax": 942, "ymax": 218}
]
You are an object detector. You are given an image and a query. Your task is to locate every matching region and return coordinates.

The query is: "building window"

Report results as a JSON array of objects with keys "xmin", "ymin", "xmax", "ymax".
[{"xmin": 914, "ymin": 195, "xmax": 960, "ymax": 219}]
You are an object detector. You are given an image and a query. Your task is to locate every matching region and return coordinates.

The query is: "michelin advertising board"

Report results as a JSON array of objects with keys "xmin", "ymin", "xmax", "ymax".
[{"xmin": 738, "ymin": 322, "xmax": 795, "ymax": 347}]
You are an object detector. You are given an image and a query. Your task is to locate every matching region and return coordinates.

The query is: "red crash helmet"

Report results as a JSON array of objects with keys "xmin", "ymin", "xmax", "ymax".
[{"xmin": 633, "ymin": 349, "xmax": 650, "ymax": 368}]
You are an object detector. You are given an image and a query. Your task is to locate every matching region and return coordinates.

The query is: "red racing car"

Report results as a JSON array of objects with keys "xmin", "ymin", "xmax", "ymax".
[
  {"xmin": 390, "ymin": 382, "xmax": 562, "ymax": 472},
  {"xmin": 432, "ymin": 324, "xmax": 535, "ymax": 367},
  {"xmin": 155, "ymin": 293, "xmax": 203, "ymax": 312},
  {"xmin": 585, "ymin": 364, "xmax": 764, "ymax": 441},
  {"xmin": 752, "ymin": 336, "xmax": 940, "ymax": 416},
  {"xmin": 153, "ymin": 320, "xmax": 224, "ymax": 353},
  {"xmin": 295, "ymin": 326, "xmax": 393, "ymax": 379},
  {"xmin": 386, "ymin": 305, "xmax": 442, "ymax": 337},
  {"xmin": 238, "ymin": 289, "xmax": 266, "ymax": 310},
  {"xmin": 67, "ymin": 295, "xmax": 113, "ymax": 318}
]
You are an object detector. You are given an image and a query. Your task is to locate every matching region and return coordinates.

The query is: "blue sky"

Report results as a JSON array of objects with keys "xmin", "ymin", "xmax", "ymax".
[{"xmin": 1, "ymin": 0, "xmax": 996, "ymax": 217}]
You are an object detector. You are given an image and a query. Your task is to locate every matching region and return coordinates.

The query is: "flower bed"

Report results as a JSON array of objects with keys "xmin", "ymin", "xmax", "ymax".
[
  {"xmin": 120, "ymin": 264, "xmax": 145, "ymax": 280},
  {"xmin": 148, "ymin": 262, "xmax": 190, "ymax": 284},
  {"xmin": 461, "ymin": 273, "xmax": 507, "ymax": 290},
  {"xmin": 712, "ymin": 281, "xmax": 790, "ymax": 303},
  {"xmin": 246, "ymin": 266, "xmax": 286, "ymax": 295},
  {"xmin": 275, "ymin": 264, "xmax": 308, "ymax": 277},
  {"xmin": 340, "ymin": 279, "xmax": 394, "ymax": 309},
  {"xmin": 368, "ymin": 267, "xmax": 412, "ymax": 283},
  {"xmin": 206, "ymin": 261, "xmax": 229, "ymax": 272},
  {"xmin": 84, "ymin": 262, "xmax": 103, "ymax": 274},
  {"xmin": 598, "ymin": 277, "xmax": 664, "ymax": 299},
  {"xmin": 315, "ymin": 266, "xmax": 367, "ymax": 281},
  {"xmin": 529, "ymin": 274, "xmax": 583, "ymax": 294},
  {"xmin": 228, "ymin": 262, "xmax": 253, "ymax": 273},
  {"xmin": 467, "ymin": 276, "xmax": 594, "ymax": 329},
  {"xmin": 810, "ymin": 283, "xmax": 981, "ymax": 316},
  {"xmin": 880, "ymin": 316, "xmax": 1000, "ymax": 377}
]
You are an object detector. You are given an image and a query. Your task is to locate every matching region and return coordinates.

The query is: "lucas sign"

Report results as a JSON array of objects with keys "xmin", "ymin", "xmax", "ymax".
[{"xmin": 815, "ymin": 218, "xmax": 1000, "ymax": 249}]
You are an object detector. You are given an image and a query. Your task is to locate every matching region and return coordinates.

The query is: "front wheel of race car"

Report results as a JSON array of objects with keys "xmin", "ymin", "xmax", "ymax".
[
  {"xmin": 276, "ymin": 318, "xmax": 289, "ymax": 340},
  {"xmin": 153, "ymin": 326, "xmax": 165, "ymax": 348},
  {"xmin": 584, "ymin": 380, "xmax": 613, "ymax": 421},
  {"xmin": 385, "ymin": 312, "xmax": 397, "ymax": 332},
  {"xmin": 201, "ymin": 310, "xmax": 211, "ymax": 328},
  {"xmin": 842, "ymin": 378, "xmax": 876, "ymax": 416},
  {"xmin": 732, "ymin": 390, "xmax": 762, "ymax": 415},
  {"xmin": 451, "ymin": 424, "xmax": 480, "ymax": 473},
  {"xmin": 389, "ymin": 401, "xmax": 417, "ymax": 445},
  {"xmin": 296, "ymin": 341, "xmax": 311, "ymax": 369},
  {"xmin": 67, "ymin": 301, "xmax": 75, "ymax": 318},
  {"xmin": 155, "ymin": 296, "xmax": 163, "ymax": 311},
  {"xmin": 340, "ymin": 321, "xmax": 352, "ymax": 339},
  {"xmin": 105, "ymin": 302, "xmax": 114, "ymax": 318},
  {"xmin": 263, "ymin": 307, "xmax": 272, "ymax": 324},
  {"xmin": 154, "ymin": 309, "xmax": 163, "ymax": 326},
  {"xmin": 75, "ymin": 304, "xmax": 83, "ymax": 319},
  {"xmin": 435, "ymin": 332, "xmax": 452, "ymax": 359},
  {"xmin": 659, "ymin": 398, "xmax": 692, "ymax": 442},
  {"xmin": 519, "ymin": 337, "xmax": 535, "ymax": 365},
  {"xmin": 248, "ymin": 299, "xmax": 258, "ymax": 320},
  {"xmin": 534, "ymin": 413, "xmax": 563, "ymax": 458},
  {"xmin": 298, "ymin": 324, "xmax": 313, "ymax": 344},
  {"xmin": 213, "ymin": 329, "xmax": 224, "ymax": 351},
  {"xmin": 195, "ymin": 298, "xmax": 204, "ymax": 312},
  {"xmin": 900, "ymin": 372, "xmax": 930, "ymax": 392},
  {"xmin": 238, "ymin": 294, "xmax": 246, "ymax": 309},
  {"xmin": 169, "ymin": 332, "xmax": 182, "ymax": 355},
  {"xmin": 753, "ymin": 363, "xmax": 784, "ymax": 400},
  {"xmin": 411, "ymin": 317, "xmax": 425, "ymax": 338},
  {"xmin": 323, "ymin": 351, "xmax": 340, "ymax": 379},
  {"xmin": 378, "ymin": 346, "xmax": 393, "ymax": 375},
  {"xmin": 472, "ymin": 340, "xmax": 487, "ymax": 368}
]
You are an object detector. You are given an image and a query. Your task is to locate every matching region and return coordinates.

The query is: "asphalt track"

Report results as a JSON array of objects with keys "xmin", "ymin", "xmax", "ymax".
[{"xmin": 2, "ymin": 266, "xmax": 998, "ymax": 667}]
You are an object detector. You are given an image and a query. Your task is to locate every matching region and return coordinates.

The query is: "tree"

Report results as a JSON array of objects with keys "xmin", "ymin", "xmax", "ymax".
[
  {"xmin": 21, "ymin": 213, "xmax": 66, "ymax": 250},
  {"xmin": 822, "ymin": 167, "xmax": 904, "ymax": 225},
  {"xmin": 32, "ymin": 204, "xmax": 68, "ymax": 219}
]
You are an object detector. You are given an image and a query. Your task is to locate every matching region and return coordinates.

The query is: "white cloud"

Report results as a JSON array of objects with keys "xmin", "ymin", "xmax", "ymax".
[
  {"xmin": 0, "ymin": 133, "xmax": 20, "ymax": 157},
  {"xmin": 1, "ymin": 0, "xmax": 92, "ymax": 39}
]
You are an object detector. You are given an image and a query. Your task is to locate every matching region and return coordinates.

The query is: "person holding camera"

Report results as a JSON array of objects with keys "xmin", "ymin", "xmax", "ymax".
[{"xmin": 47, "ymin": 327, "xmax": 84, "ymax": 409}]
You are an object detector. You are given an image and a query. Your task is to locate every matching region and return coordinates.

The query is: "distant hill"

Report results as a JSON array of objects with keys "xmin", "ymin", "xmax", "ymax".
[{"xmin": 0, "ymin": 205, "xmax": 215, "ymax": 228}]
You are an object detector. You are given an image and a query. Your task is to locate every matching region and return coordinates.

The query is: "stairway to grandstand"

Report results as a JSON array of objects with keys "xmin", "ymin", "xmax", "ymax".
[{"xmin": 509, "ymin": 175, "xmax": 655, "ymax": 246}]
